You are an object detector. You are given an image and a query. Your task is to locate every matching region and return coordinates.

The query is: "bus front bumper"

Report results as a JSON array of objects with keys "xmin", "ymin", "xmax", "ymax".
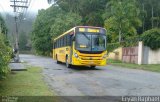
[{"xmin": 72, "ymin": 58, "xmax": 107, "ymax": 66}]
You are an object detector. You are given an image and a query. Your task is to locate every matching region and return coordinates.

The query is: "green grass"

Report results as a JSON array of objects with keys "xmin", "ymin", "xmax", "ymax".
[
  {"xmin": 108, "ymin": 59, "xmax": 160, "ymax": 72},
  {"xmin": 0, "ymin": 66, "xmax": 53, "ymax": 96}
]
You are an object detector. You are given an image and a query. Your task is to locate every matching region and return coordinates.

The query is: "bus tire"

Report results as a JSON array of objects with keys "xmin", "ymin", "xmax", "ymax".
[
  {"xmin": 66, "ymin": 56, "xmax": 71, "ymax": 68},
  {"xmin": 90, "ymin": 66, "xmax": 96, "ymax": 69},
  {"xmin": 56, "ymin": 55, "xmax": 60, "ymax": 64}
]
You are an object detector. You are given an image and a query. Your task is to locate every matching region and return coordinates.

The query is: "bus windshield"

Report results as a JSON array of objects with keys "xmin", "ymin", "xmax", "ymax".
[{"xmin": 76, "ymin": 32, "xmax": 106, "ymax": 52}]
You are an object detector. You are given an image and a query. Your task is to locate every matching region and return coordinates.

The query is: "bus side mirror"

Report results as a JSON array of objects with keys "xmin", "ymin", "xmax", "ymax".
[{"xmin": 71, "ymin": 35, "xmax": 75, "ymax": 41}]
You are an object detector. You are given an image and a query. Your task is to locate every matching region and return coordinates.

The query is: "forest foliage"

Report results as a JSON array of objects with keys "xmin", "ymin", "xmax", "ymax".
[{"xmin": 31, "ymin": 0, "xmax": 160, "ymax": 55}]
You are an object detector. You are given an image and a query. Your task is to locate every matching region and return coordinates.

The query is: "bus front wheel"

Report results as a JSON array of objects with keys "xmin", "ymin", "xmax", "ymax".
[
  {"xmin": 56, "ymin": 55, "xmax": 60, "ymax": 64},
  {"xmin": 66, "ymin": 56, "xmax": 71, "ymax": 68},
  {"xmin": 90, "ymin": 66, "xmax": 96, "ymax": 69}
]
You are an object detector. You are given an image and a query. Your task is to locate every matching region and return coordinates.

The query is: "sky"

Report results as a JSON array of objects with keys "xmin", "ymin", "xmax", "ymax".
[{"xmin": 0, "ymin": 0, "xmax": 50, "ymax": 14}]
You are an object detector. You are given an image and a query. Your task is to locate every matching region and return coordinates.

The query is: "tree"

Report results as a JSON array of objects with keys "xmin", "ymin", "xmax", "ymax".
[
  {"xmin": 31, "ymin": 5, "xmax": 82, "ymax": 55},
  {"xmin": 19, "ymin": 31, "xmax": 28, "ymax": 51},
  {"xmin": 50, "ymin": 12, "xmax": 82, "ymax": 38},
  {"xmin": 31, "ymin": 8, "xmax": 54, "ymax": 55},
  {"xmin": 31, "ymin": 6, "xmax": 63, "ymax": 55},
  {"xmin": 0, "ymin": 15, "xmax": 8, "ymax": 35},
  {"xmin": 56, "ymin": 0, "xmax": 81, "ymax": 13},
  {"xmin": 138, "ymin": 0, "xmax": 160, "ymax": 32},
  {"xmin": 56, "ymin": 0, "xmax": 108, "ymax": 26},
  {"xmin": 104, "ymin": 0, "xmax": 142, "ymax": 42},
  {"xmin": 141, "ymin": 28, "xmax": 160, "ymax": 50},
  {"xmin": 79, "ymin": 0, "xmax": 108, "ymax": 26}
]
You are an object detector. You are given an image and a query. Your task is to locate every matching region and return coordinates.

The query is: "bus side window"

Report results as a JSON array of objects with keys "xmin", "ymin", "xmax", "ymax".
[
  {"xmin": 53, "ymin": 42, "xmax": 55, "ymax": 49},
  {"xmin": 63, "ymin": 36, "xmax": 65, "ymax": 47},
  {"xmin": 60, "ymin": 38, "xmax": 62, "ymax": 47},
  {"xmin": 67, "ymin": 35, "xmax": 70, "ymax": 46},
  {"xmin": 64, "ymin": 35, "xmax": 67, "ymax": 46},
  {"xmin": 59, "ymin": 38, "xmax": 61, "ymax": 48},
  {"xmin": 71, "ymin": 35, "xmax": 75, "ymax": 46},
  {"xmin": 71, "ymin": 35, "xmax": 75, "ymax": 41},
  {"xmin": 70, "ymin": 35, "xmax": 73, "ymax": 46},
  {"xmin": 57, "ymin": 40, "xmax": 58, "ymax": 48},
  {"xmin": 56, "ymin": 41, "xmax": 57, "ymax": 48},
  {"xmin": 62, "ymin": 37, "xmax": 64, "ymax": 47},
  {"xmin": 55, "ymin": 41, "xmax": 57, "ymax": 48},
  {"xmin": 61, "ymin": 38, "xmax": 63, "ymax": 47},
  {"xmin": 58, "ymin": 39, "xmax": 60, "ymax": 48}
]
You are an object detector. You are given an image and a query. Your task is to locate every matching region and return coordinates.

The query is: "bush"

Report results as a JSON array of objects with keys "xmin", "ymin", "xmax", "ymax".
[
  {"xmin": 141, "ymin": 28, "xmax": 160, "ymax": 50},
  {"xmin": 122, "ymin": 36, "xmax": 140, "ymax": 47},
  {"xmin": 107, "ymin": 42, "xmax": 121, "ymax": 53},
  {"xmin": 0, "ymin": 34, "xmax": 11, "ymax": 79}
]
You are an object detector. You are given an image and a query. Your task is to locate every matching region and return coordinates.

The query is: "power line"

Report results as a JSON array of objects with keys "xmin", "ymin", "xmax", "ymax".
[
  {"xmin": 24, "ymin": 0, "xmax": 34, "ymax": 17},
  {"xmin": 10, "ymin": 5, "xmax": 28, "ymax": 8},
  {"xmin": 17, "ymin": 0, "xmax": 32, "ymax": 32},
  {"xmin": 21, "ymin": 0, "xmax": 32, "ymax": 21},
  {"xmin": 10, "ymin": 0, "xmax": 30, "ymax": 62},
  {"xmin": 10, "ymin": 1, "xmax": 28, "ymax": 3}
]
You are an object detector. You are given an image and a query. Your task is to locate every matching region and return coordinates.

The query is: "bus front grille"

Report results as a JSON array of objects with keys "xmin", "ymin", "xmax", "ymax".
[{"xmin": 79, "ymin": 54, "xmax": 102, "ymax": 60}]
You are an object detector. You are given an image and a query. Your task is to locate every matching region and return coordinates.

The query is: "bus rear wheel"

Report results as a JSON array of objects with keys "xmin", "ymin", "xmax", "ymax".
[{"xmin": 66, "ymin": 56, "xmax": 71, "ymax": 68}]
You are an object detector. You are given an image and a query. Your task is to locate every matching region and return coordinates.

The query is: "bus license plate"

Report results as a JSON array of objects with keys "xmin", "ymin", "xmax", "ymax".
[{"xmin": 89, "ymin": 62, "xmax": 94, "ymax": 64}]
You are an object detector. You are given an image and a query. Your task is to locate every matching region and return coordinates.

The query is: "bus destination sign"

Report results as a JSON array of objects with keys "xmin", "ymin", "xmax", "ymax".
[{"xmin": 79, "ymin": 28, "xmax": 100, "ymax": 33}]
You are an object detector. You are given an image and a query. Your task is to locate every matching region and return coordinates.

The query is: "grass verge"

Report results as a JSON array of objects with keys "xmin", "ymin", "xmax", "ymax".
[
  {"xmin": 108, "ymin": 59, "xmax": 160, "ymax": 72},
  {"xmin": 0, "ymin": 66, "xmax": 53, "ymax": 96}
]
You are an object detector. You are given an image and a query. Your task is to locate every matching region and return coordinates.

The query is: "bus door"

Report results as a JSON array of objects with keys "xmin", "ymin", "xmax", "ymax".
[{"xmin": 69, "ymin": 32, "xmax": 75, "ymax": 65}]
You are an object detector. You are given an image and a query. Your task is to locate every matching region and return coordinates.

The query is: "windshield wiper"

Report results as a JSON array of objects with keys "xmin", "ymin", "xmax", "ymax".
[{"xmin": 82, "ymin": 33, "xmax": 90, "ymax": 41}]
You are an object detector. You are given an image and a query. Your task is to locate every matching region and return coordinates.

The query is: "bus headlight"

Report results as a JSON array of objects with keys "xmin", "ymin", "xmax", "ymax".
[
  {"xmin": 103, "ymin": 54, "xmax": 108, "ymax": 59},
  {"xmin": 74, "ymin": 53, "xmax": 79, "ymax": 58}
]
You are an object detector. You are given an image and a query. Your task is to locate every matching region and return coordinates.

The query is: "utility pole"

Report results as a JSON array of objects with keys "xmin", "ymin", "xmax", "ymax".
[
  {"xmin": 10, "ymin": 0, "xmax": 28, "ymax": 62},
  {"xmin": 47, "ymin": 0, "xmax": 55, "ymax": 4}
]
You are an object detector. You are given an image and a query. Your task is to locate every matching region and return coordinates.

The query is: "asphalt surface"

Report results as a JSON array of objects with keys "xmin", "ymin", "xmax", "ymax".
[{"xmin": 20, "ymin": 54, "xmax": 160, "ymax": 96}]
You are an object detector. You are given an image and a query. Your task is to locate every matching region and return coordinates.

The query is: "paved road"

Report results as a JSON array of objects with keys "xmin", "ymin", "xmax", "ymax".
[{"xmin": 21, "ymin": 54, "xmax": 160, "ymax": 96}]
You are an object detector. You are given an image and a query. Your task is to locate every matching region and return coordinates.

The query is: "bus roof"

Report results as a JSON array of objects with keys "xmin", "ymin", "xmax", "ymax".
[
  {"xmin": 53, "ymin": 26, "xmax": 105, "ymax": 41},
  {"xmin": 76, "ymin": 26, "xmax": 103, "ymax": 29},
  {"xmin": 53, "ymin": 27, "xmax": 75, "ymax": 41}
]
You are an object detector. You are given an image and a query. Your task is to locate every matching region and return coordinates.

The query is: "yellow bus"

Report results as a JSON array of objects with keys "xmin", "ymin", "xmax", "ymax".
[{"xmin": 53, "ymin": 26, "xmax": 107, "ymax": 68}]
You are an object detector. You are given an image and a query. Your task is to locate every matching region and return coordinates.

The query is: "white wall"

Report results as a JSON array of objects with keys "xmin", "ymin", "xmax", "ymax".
[
  {"xmin": 143, "ymin": 46, "xmax": 160, "ymax": 64},
  {"xmin": 138, "ymin": 41, "xmax": 143, "ymax": 65},
  {"xmin": 108, "ymin": 47, "xmax": 122, "ymax": 60},
  {"xmin": 148, "ymin": 47, "xmax": 160, "ymax": 64}
]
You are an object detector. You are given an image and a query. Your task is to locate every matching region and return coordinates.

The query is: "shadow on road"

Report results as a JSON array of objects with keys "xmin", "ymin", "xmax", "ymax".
[
  {"xmin": 55, "ymin": 62, "xmax": 103, "ymax": 71},
  {"xmin": 70, "ymin": 66, "xmax": 101, "ymax": 71}
]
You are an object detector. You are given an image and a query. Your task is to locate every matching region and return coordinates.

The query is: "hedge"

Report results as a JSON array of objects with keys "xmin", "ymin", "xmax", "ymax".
[
  {"xmin": 0, "ymin": 34, "xmax": 11, "ymax": 79},
  {"xmin": 107, "ymin": 42, "xmax": 121, "ymax": 53},
  {"xmin": 141, "ymin": 28, "xmax": 160, "ymax": 50},
  {"xmin": 107, "ymin": 29, "xmax": 160, "ymax": 53},
  {"xmin": 122, "ymin": 36, "xmax": 140, "ymax": 47}
]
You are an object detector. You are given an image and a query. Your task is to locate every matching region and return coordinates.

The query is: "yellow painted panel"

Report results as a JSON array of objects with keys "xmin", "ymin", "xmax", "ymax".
[{"xmin": 53, "ymin": 46, "xmax": 71, "ymax": 63}]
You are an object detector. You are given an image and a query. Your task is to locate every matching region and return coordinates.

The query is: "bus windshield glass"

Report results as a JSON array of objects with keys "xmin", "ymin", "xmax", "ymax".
[{"xmin": 76, "ymin": 32, "xmax": 106, "ymax": 52}]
